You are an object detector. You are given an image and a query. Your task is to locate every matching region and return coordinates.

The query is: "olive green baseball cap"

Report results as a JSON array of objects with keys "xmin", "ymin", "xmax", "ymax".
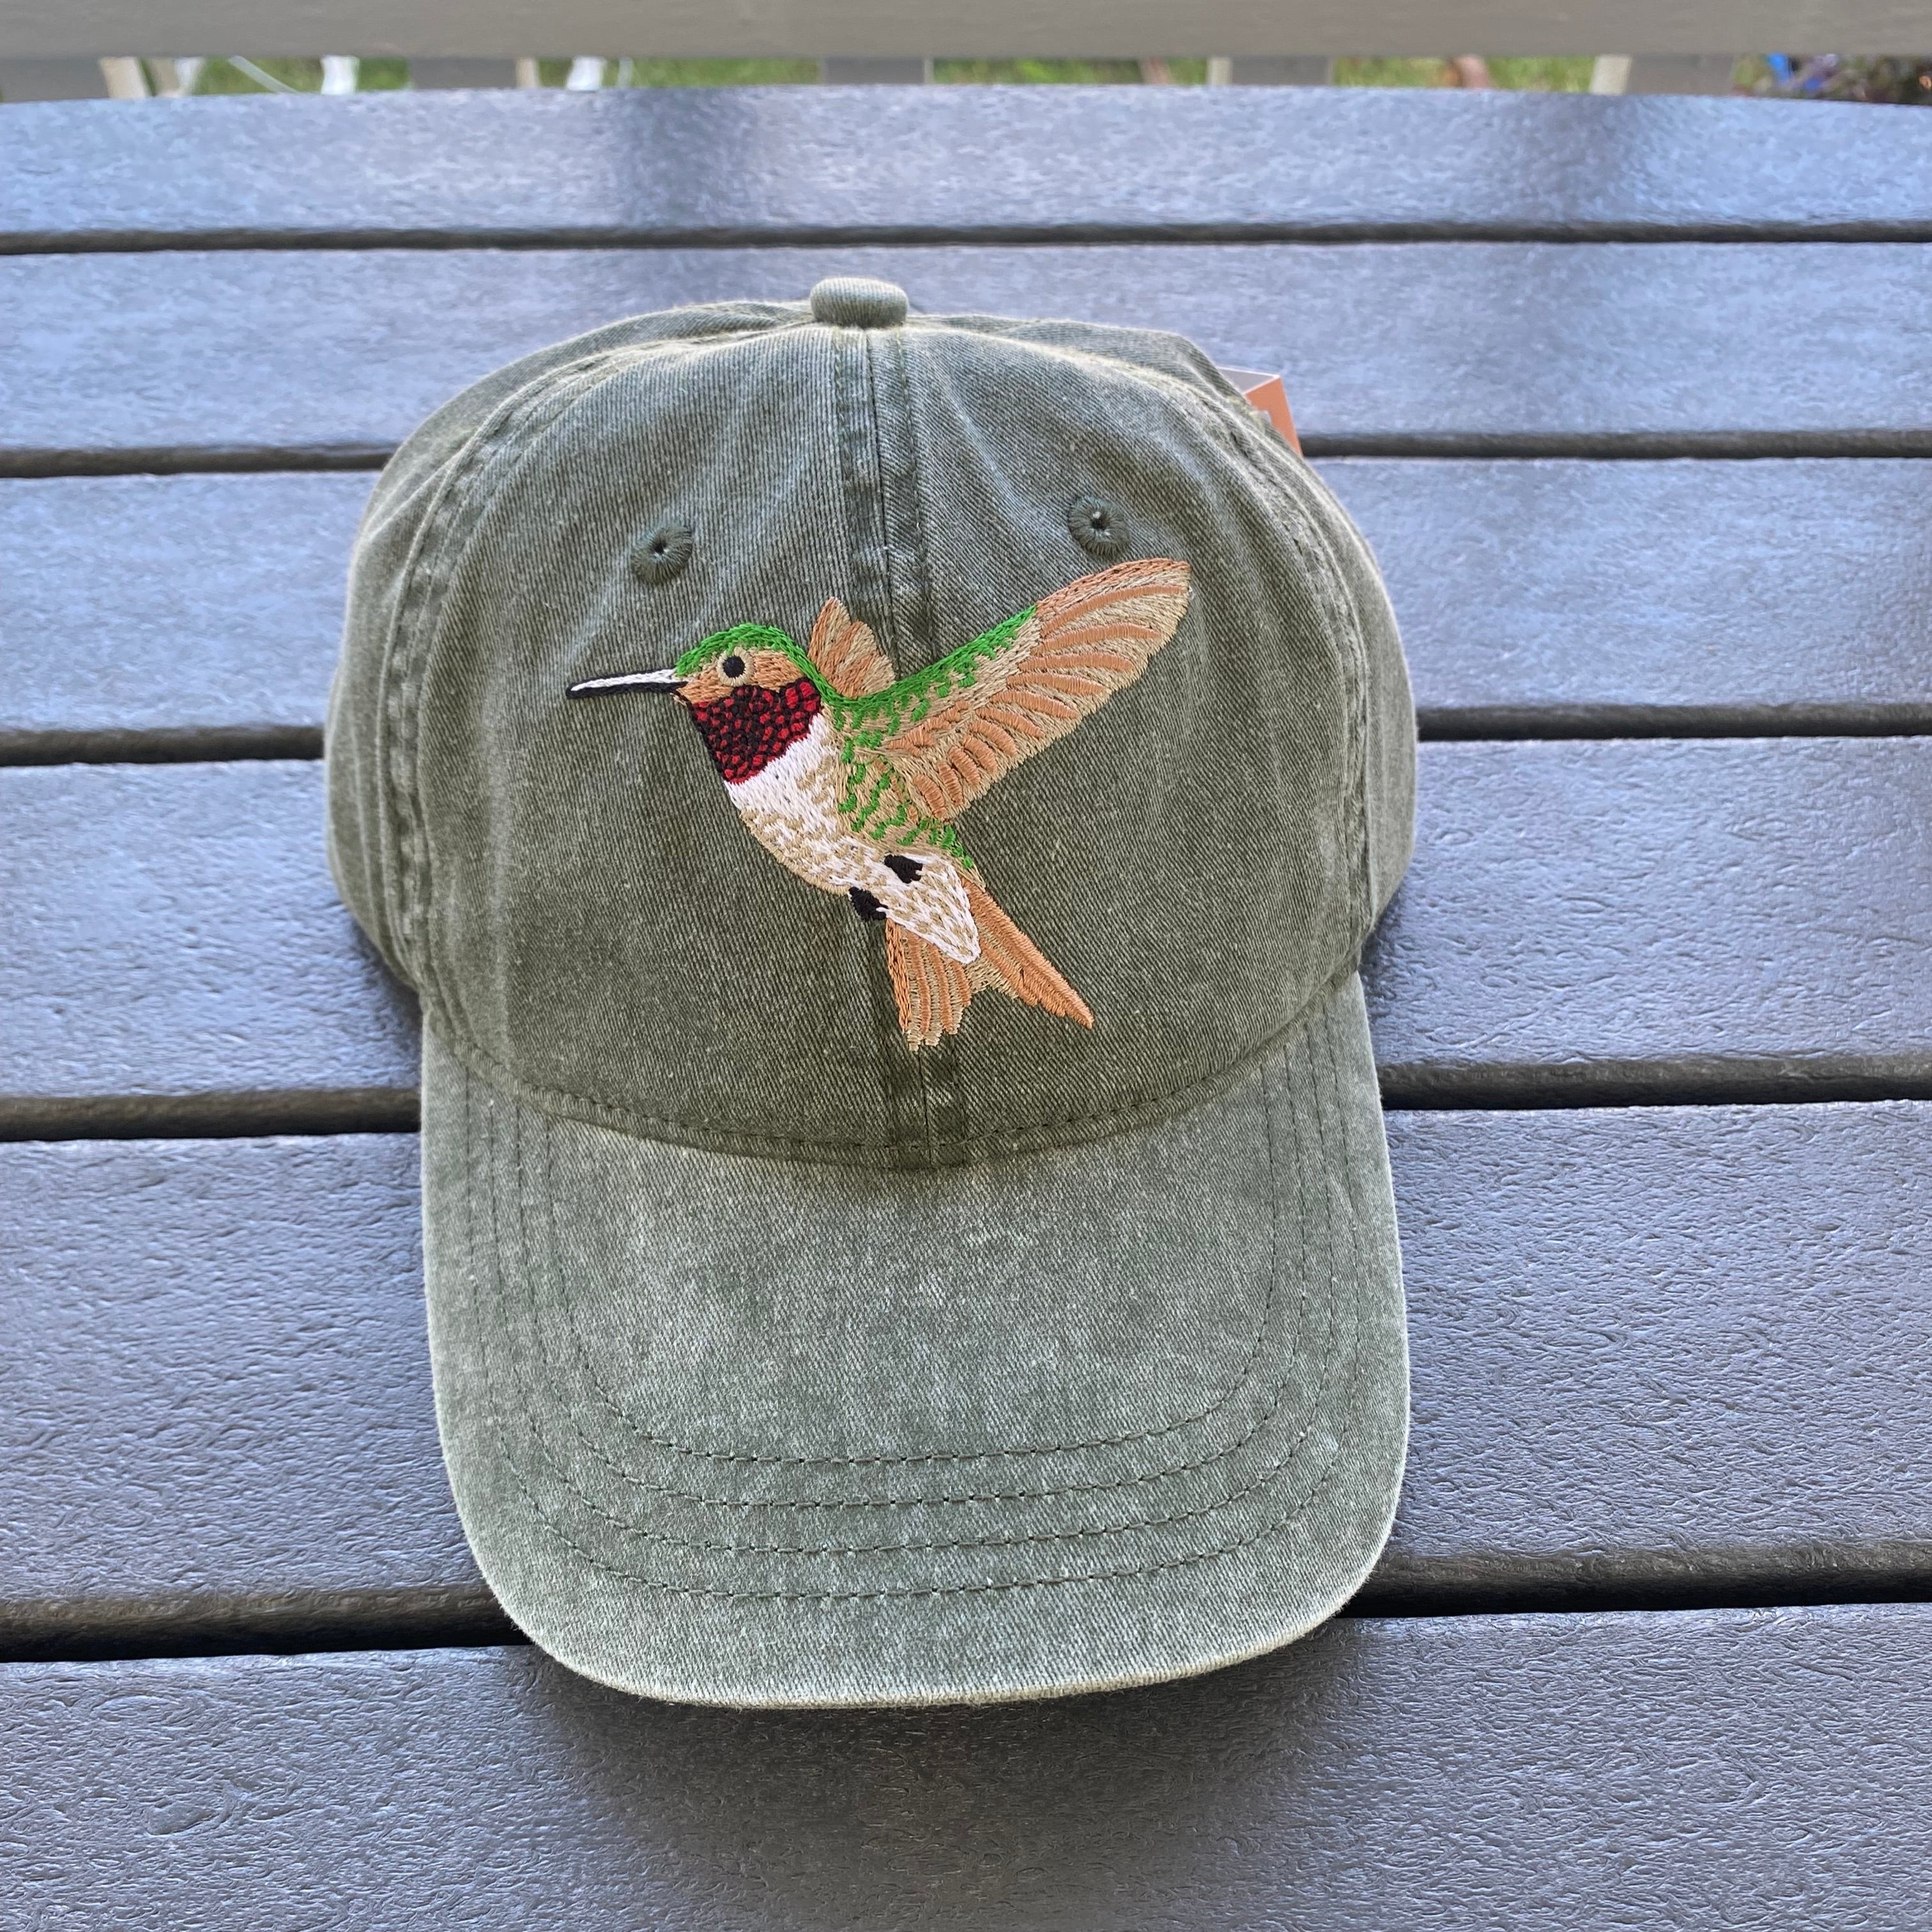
[{"xmin": 326, "ymin": 275, "xmax": 1416, "ymax": 1708}]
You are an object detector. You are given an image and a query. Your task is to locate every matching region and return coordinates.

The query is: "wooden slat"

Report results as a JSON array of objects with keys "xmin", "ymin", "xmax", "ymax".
[
  {"xmin": 1381, "ymin": 1101, "xmax": 1932, "ymax": 1605},
  {"xmin": 8, "ymin": 461, "xmax": 1930, "ymax": 762},
  {"xmin": 3, "ymin": 0, "xmax": 1922, "ymax": 61},
  {"xmin": 1333, "ymin": 457, "xmax": 1932, "ymax": 737},
  {"xmin": 1368, "ymin": 738, "xmax": 1932, "ymax": 1105},
  {"xmin": 6, "ymin": 243, "xmax": 1932, "ymax": 474},
  {"xmin": 10, "ymin": 91, "xmax": 1932, "ymax": 251},
  {"xmin": 0, "ymin": 762, "xmax": 418, "ymax": 1126},
  {"xmin": 6, "ymin": 1607, "xmax": 1929, "ymax": 1925},
  {"xmin": 4, "ymin": 1103, "xmax": 1928, "ymax": 1653},
  {"xmin": 3, "ymin": 742, "xmax": 1927, "ymax": 1129},
  {"xmin": 0, "ymin": 473, "xmax": 367, "ymax": 761},
  {"xmin": 1367, "ymin": 734, "xmax": 1932, "ymax": 1105},
  {"xmin": 0, "ymin": 1132, "xmax": 486, "ymax": 1653}
]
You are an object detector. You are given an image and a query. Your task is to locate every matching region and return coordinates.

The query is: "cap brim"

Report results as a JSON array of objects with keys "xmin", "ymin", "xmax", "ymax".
[{"xmin": 420, "ymin": 973, "xmax": 1408, "ymax": 1709}]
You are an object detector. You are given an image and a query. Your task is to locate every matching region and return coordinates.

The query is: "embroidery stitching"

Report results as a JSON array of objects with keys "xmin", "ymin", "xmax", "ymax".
[{"xmin": 567, "ymin": 558, "xmax": 1192, "ymax": 1048}]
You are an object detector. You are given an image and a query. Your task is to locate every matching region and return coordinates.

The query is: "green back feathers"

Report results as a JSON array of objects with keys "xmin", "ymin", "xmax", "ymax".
[
  {"xmin": 834, "ymin": 608, "xmax": 1033, "ymax": 740},
  {"xmin": 831, "ymin": 610, "xmax": 1036, "ymax": 866},
  {"xmin": 676, "ymin": 609, "xmax": 1038, "ymax": 724}
]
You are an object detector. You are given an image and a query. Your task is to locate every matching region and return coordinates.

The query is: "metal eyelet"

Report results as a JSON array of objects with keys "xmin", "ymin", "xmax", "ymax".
[
  {"xmin": 631, "ymin": 521, "xmax": 694, "ymax": 585},
  {"xmin": 1068, "ymin": 495, "xmax": 1128, "ymax": 560}
]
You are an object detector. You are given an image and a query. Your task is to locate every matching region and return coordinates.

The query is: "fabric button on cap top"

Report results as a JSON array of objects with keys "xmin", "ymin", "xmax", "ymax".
[{"xmin": 809, "ymin": 275, "xmax": 910, "ymax": 328}]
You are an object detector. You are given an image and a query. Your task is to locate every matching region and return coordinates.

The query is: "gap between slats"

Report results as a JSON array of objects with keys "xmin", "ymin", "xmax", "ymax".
[
  {"xmin": 16, "ymin": 431, "xmax": 1932, "ymax": 479},
  {"xmin": 6, "ymin": 1549, "xmax": 1931, "ymax": 1669},
  {"xmin": 6, "ymin": 710, "xmax": 1929, "ymax": 769},
  {"xmin": 8, "ymin": 1055, "xmax": 1932, "ymax": 1143},
  {"xmin": 17, "ymin": 222, "xmax": 1932, "ymax": 259}
]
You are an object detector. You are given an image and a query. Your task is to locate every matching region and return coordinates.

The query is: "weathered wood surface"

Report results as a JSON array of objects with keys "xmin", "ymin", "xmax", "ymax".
[
  {"xmin": 0, "ymin": 762, "xmax": 418, "ymax": 1129},
  {"xmin": 1368, "ymin": 737, "xmax": 1932, "ymax": 1104},
  {"xmin": 4, "ymin": 1104, "xmax": 1928, "ymax": 1655},
  {"xmin": 1330, "ymin": 458, "xmax": 1932, "ymax": 737},
  {"xmin": 8, "ymin": 243, "xmax": 1932, "ymax": 474},
  {"xmin": 4, "ymin": 741, "xmax": 1926, "ymax": 1129},
  {"xmin": 8, "ymin": 461, "xmax": 1931, "ymax": 763},
  {"xmin": 0, "ymin": 474, "xmax": 367, "ymax": 761},
  {"xmin": 9, "ymin": 91, "xmax": 1932, "ymax": 251},
  {"xmin": 7, "ymin": 1606, "xmax": 1930, "ymax": 1929},
  {"xmin": 0, "ymin": 1133, "xmax": 481, "ymax": 1654}
]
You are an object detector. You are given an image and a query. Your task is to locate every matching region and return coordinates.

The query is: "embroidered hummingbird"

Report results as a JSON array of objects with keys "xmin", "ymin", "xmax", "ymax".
[{"xmin": 568, "ymin": 556, "xmax": 1192, "ymax": 1049}]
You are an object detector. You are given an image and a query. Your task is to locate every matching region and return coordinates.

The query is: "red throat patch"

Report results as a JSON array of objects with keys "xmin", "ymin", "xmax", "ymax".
[{"xmin": 689, "ymin": 677, "xmax": 824, "ymax": 784}]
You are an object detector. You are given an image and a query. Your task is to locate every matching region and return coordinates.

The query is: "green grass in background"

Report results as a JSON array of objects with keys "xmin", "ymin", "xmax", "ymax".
[
  {"xmin": 186, "ymin": 52, "xmax": 1932, "ymax": 97},
  {"xmin": 188, "ymin": 57, "xmax": 318, "ymax": 92},
  {"xmin": 549, "ymin": 59, "xmax": 819, "ymax": 86},
  {"xmin": 189, "ymin": 56, "xmax": 409, "ymax": 91},
  {"xmin": 1336, "ymin": 57, "xmax": 1596, "ymax": 89},
  {"xmin": 936, "ymin": 61, "xmax": 1180, "ymax": 84}
]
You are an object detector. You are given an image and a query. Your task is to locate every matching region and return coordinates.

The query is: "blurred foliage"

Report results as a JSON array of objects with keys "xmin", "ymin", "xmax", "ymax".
[
  {"xmin": 1335, "ymin": 57, "xmax": 1594, "ymax": 89},
  {"xmin": 177, "ymin": 53, "xmax": 1603, "ymax": 95},
  {"xmin": 1741, "ymin": 54, "xmax": 1932, "ymax": 101},
  {"xmin": 189, "ymin": 56, "xmax": 407, "ymax": 91},
  {"xmin": 174, "ymin": 51, "xmax": 1928, "ymax": 98},
  {"xmin": 933, "ymin": 60, "xmax": 1215, "ymax": 84},
  {"xmin": 190, "ymin": 57, "xmax": 318, "ymax": 93},
  {"xmin": 580, "ymin": 59, "xmax": 819, "ymax": 86},
  {"xmin": 935, "ymin": 60, "xmax": 1148, "ymax": 84}
]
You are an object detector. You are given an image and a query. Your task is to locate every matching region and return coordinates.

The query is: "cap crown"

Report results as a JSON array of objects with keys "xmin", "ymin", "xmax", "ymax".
[{"xmin": 327, "ymin": 297, "xmax": 1413, "ymax": 1168}]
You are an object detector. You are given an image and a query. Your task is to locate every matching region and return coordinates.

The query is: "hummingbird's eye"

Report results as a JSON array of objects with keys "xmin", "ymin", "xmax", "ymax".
[{"xmin": 720, "ymin": 653, "xmax": 747, "ymax": 680}]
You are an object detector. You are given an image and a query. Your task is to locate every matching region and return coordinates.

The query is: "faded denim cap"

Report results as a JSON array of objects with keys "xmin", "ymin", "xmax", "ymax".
[{"xmin": 326, "ymin": 275, "xmax": 1416, "ymax": 1709}]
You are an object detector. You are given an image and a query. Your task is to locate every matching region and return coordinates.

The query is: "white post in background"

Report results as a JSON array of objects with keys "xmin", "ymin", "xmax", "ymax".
[
  {"xmin": 565, "ymin": 57, "xmax": 607, "ymax": 89},
  {"xmin": 148, "ymin": 57, "xmax": 205, "ymax": 96},
  {"xmin": 98, "ymin": 56, "xmax": 149, "ymax": 97},
  {"xmin": 320, "ymin": 56, "xmax": 358, "ymax": 94}
]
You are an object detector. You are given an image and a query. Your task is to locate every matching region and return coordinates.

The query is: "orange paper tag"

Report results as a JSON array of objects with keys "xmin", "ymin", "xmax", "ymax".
[{"xmin": 1217, "ymin": 366, "xmax": 1302, "ymax": 454}]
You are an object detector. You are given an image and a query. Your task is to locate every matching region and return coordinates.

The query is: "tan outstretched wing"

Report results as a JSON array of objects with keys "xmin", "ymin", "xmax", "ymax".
[
  {"xmin": 806, "ymin": 598, "xmax": 896, "ymax": 699},
  {"xmin": 880, "ymin": 558, "xmax": 1191, "ymax": 823}
]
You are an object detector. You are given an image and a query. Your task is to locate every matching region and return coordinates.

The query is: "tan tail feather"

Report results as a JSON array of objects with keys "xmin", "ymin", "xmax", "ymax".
[
  {"xmin": 882, "ymin": 882, "xmax": 1092, "ymax": 1048},
  {"xmin": 884, "ymin": 921, "xmax": 970, "ymax": 1050},
  {"xmin": 962, "ymin": 878, "xmax": 1093, "ymax": 1029}
]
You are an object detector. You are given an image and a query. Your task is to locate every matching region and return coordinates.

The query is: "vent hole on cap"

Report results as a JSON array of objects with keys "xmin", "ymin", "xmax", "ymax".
[
  {"xmin": 631, "ymin": 521, "xmax": 694, "ymax": 585},
  {"xmin": 1068, "ymin": 496, "xmax": 1128, "ymax": 560}
]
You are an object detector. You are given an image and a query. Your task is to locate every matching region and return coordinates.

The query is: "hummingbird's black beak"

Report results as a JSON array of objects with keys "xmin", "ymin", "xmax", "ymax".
[{"xmin": 567, "ymin": 668, "xmax": 685, "ymax": 699}]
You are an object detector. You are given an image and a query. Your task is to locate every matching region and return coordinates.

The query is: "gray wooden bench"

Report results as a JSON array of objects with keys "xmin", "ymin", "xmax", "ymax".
[{"xmin": 3, "ymin": 86, "xmax": 1930, "ymax": 1926}]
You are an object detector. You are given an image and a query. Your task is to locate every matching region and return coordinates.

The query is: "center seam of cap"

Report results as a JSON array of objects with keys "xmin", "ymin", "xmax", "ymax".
[{"xmin": 420, "ymin": 948, "xmax": 1354, "ymax": 1170}]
